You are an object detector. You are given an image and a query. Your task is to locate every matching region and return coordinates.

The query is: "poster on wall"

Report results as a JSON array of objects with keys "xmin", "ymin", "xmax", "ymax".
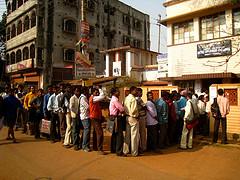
[
  {"xmin": 113, "ymin": 61, "xmax": 121, "ymax": 76},
  {"xmin": 75, "ymin": 65, "xmax": 96, "ymax": 79},
  {"xmin": 197, "ymin": 40, "xmax": 232, "ymax": 58}
]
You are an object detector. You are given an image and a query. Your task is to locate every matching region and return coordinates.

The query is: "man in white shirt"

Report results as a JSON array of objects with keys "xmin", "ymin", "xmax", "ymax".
[
  {"xmin": 47, "ymin": 85, "xmax": 61, "ymax": 143},
  {"xmin": 79, "ymin": 87, "xmax": 91, "ymax": 152},
  {"xmin": 146, "ymin": 92, "xmax": 158, "ymax": 152}
]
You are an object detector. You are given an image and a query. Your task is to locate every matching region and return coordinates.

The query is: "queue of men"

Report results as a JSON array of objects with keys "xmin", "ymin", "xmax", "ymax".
[{"xmin": 0, "ymin": 84, "xmax": 230, "ymax": 157}]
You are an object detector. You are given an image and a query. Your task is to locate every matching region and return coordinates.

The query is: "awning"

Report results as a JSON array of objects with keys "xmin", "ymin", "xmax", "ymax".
[{"xmin": 160, "ymin": 73, "xmax": 237, "ymax": 81}]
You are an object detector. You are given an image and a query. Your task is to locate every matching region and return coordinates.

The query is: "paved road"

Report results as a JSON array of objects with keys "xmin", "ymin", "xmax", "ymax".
[{"xmin": 0, "ymin": 128, "xmax": 240, "ymax": 180}]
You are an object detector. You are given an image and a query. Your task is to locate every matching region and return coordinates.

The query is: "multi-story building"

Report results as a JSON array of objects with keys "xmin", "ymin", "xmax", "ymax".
[
  {"xmin": 5, "ymin": 0, "xmax": 150, "ymax": 88},
  {"xmin": 161, "ymin": 0, "xmax": 240, "ymax": 93}
]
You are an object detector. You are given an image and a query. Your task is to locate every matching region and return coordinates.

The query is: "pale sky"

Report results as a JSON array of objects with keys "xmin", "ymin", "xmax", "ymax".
[{"xmin": 0, "ymin": 0, "xmax": 167, "ymax": 52}]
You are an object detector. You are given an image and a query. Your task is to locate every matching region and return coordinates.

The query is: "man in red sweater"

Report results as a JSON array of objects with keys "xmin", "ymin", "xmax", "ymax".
[{"xmin": 89, "ymin": 88, "xmax": 105, "ymax": 155}]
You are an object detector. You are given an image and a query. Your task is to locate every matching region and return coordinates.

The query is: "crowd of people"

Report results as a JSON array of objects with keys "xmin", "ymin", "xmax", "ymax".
[{"xmin": 0, "ymin": 83, "xmax": 230, "ymax": 156}]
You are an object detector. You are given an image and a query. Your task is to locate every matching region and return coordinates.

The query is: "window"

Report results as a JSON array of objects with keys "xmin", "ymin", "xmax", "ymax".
[
  {"xmin": 173, "ymin": 20, "xmax": 194, "ymax": 44},
  {"xmin": 64, "ymin": 19, "xmax": 76, "ymax": 33},
  {"xmin": 6, "ymin": 54, "xmax": 10, "ymax": 65},
  {"xmin": 123, "ymin": 35, "xmax": 131, "ymax": 45},
  {"xmin": 24, "ymin": 16, "xmax": 30, "ymax": 31},
  {"xmin": 23, "ymin": 47, "xmax": 29, "ymax": 60},
  {"xmin": 11, "ymin": 24, "xmax": 16, "ymax": 38},
  {"xmin": 87, "ymin": 0, "xmax": 95, "ymax": 12},
  {"xmin": 10, "ymin": 52, "xmax": 16, "ymax": 64},
  {"xmin": 133, "ymin": 19, "xmax": 141, "ymax": 31},
  {"xmin": 12, "ymin": 0, "xmax": 17, "ymax": 12},
  {"xmin": 31, "ymin": 11, "xmax": 36, "ymax": 28},
  {"xmin": 123, "ymin": 14, "xmax": 130, "ymax": 25},
  {"xmin": 133, "ymin": 39, "xmax": 141, "ymax": 48},
  {"xmin": 89, "ymin": 25, "xmax": 95, "ymax": 37},
  {"xmin": 17, "ymin": 20, "xmax": 22, "ymax": 35},
  {"xmin": 200, "ymin": 12, "xmax": 227, "ymax": 40},
  {"xmin": 64, "ymin": 49, "xmax": 75, "ymax": 61},
  {"xmin": 30, "ymin": 44, "xmax": 35, "ymax": 58},
  {"xmin": 18, "ymin": 0, "xmax": 23, "ymax": 8},
  {"xmin": 16, "ymin": 49, "xmax": 22, "ymax": 62},
  {"xmin": 233, "ymin": 9, "xmax": 240, "ymax": 35},
  {"xmin": 7, "ymin": 3, "xmax": 11, "ymax": 14},
  {"xmin": 6, "ymin": 27, "xmax": 10, "ymax": 40},
  {"xmin": 63, "ymin": 0, "xmax": 77, "ymax": 6}
]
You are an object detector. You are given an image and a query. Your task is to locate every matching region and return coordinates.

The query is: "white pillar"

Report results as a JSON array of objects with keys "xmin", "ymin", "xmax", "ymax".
[
  {"xmin": 126, "ymin": 51, "xmax": 131, "ymax": 76},
  {"xmin": 105, "ymin": 53, "xmax": 109, "ymax": 77}
]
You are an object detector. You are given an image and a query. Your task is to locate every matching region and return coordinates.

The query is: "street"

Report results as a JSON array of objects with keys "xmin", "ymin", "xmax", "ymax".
[{"xmin": 1, "ymin": 128, "xmax": 240, "ymax": 180}]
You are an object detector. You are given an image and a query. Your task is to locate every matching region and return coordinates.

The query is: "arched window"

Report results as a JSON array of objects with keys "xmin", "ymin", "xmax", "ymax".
[
  {"xmin": 6, "ymin": 27, "xmax": 10, "ymax": 40},
  {"xmin": 64, "ymin": 49, "xmax": 75, "ymax": 61},
  {"xmin": 23, "ymin": 47, "xmax": 29, "ymax": 60},
  {"xmin": 31, "ymin": 11, "xmax": 36, "ymax": 28},
  {"xmin": 16, "ymin": 49, "xmax": 22, "ymax": 62},
  {"xmin": 18, "ymin": 0, "xmax": 23, "ymax": 8},
  {"xmin": 7, "ymin": 3, "xmax": 11, "ymax": 14},
  {"xmin": 17, "ymin": 20, "xmax": 22, "ymax": 35},
  {"xmin": 24, "ymin": 16, "xmax": 30, "ymax": 31},
  {"xmin": 11, "ymin": 24, "xmax": 16, "ymax": 38},
  {"xmin": 64, "ymin": 19, "xmax": 76, "ymax": 33},
  {"xmin": 30, "ymin": 44, "xmax": 35, "ymax": 58},
  {"xmin": 10, "ymin": 52, "xmax": 16, "ymax": 64},
  {"xmin": 12, "ymin": 0, "xmax": 17, "ymax": 12},
  {"xmin": 6, "ymin": 54, "xmax": 10, "ymax": 65}
]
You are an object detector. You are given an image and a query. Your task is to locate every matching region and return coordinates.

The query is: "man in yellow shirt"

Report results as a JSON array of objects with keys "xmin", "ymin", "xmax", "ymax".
[{"xmin": 24, "ymin": 86, "xmax": 37, "ymax": 135}]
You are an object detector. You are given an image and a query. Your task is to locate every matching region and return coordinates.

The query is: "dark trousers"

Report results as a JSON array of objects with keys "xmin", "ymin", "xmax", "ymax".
[
  {"xmin": 81, "ymin": 119, "xmax": 90, "ymax": 150},
  {"xmin": 147, "ymin": 124, "xmax": 158, "ymax": 151},
  {"xmin": 34, "ymin": 111, "xmax": 42, "ymax": 138},
  {"xmin": 72, "ymin": 117, "xmax": 81, "ymax": 147},
  {"xmin": 111, "ymin": 116, "xmax": 124, "ymax": 155},
  {"xmin": 213, "ymin": 117, "xmax": 227, "ymax": 143},
  {"xmin": 168, "ymin": 120, "xmax": 177, "ymax": 144},
  {"xmin": 16, "ymin": 108, "xmax": 24, "ymax": 129},
  {"xmin": 158, "ymin": 123, "xmax": 169, "ymax": 149},
  {"xmin": 50, "ymin": 112, "xmax": 60, "ymax": 141},
  {"xmin": 176, "ymin": 118, "xmax": 184, "ymax": 143},
  {"xmin": 27, "ymin": 108, "xmax": 35, "ymax": 135},
  {"xmin": 91, "ymin": 118, "xmax": 103, "ymax": 151}
]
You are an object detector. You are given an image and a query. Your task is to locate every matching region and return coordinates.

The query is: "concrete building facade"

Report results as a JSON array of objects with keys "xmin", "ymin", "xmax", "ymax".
[
  {"xmin": 162, "ymin": 0, "xmax": 240, "ymax": 93},
  {"xmin": 5, "ymin": 0, "xmax": 150, "ymax": 87}
]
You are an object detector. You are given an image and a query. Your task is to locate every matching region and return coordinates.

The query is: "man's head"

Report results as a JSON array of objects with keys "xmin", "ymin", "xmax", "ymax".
[
  {"xmin": 81, "ymin": 86, "xmax": 89, "ymax": 96},
  {"xmin": 30, "ymin": 86, "xmax": 35, "ymax": 93},
  {"xmin": 37, "ymin": 89, "xmax": 44, "ymax": 97},
  {"xmin": 5, "ymin": 84, "xmax": 10, "ymax": 93},
  {"xmin": 52, "ymin": 85, "xmax": 58, "ymax": 94},
  {"xmin": 217, "ymin": 88, "xmax": 224, "ymax": 96},
  {"xmin": 47, "ymin": 85, "xmax": 53, "ymax": 94},
  {"xmin": 186, "ymin": 92, "xmax": 193, "ymax": 100},
  {"xmin": 65, "ymin": 83, "xmax": 72, "ymax": 93},
  {"xmin": 161, "ymin": 91, "xmax": 169, "ymax": 101},
  {"xmin": 8, "ymin": 88, "xmax": 15, "ymax": 96},
  {"xmin": 130, "ymin": 86, "xmax": 137, "ymax": 97},
  {"xmin": 18, "ymin": 84, "xmax": 24, "ymax": 91},
  {"xmin": 111, "ymin": 88, "xmax": 120, "ymax": 98},
  {"xmin": 136, "ymin": 88, "xmax": 143, "ymax": 98},
  {"xmin": 92, "ymin": 88, "xmax": 99, "ymax": 96},
  {"xmin": 147, "ymin": 91, "xmax": 153, "ymax": 101},
  {"xmin": 74, "ymin": 87, "xmax": 81, "ymax": 97},
  {"xmin": 58, "ymin": 83, "xmax": 65, "ymax": 93}
]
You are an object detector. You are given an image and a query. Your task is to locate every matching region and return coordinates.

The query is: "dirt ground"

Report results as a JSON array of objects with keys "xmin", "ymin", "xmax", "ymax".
[{"xmin": 0, "ymin": 127, "xmax": 240, "ymax": 180}]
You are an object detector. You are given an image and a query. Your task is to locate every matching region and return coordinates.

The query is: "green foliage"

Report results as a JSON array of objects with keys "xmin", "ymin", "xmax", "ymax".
[{"xmin": 232, "ymin": 0, "xmax": 240, "ymax": 4}]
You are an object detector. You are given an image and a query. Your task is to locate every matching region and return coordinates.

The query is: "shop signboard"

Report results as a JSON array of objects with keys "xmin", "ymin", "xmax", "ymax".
[
  {"xmin": 75, "ymin": 65, "xmax": 96, "ymax": 79},
  {"xmin": 6, "ymin": 59, "xmax": 32, "ymax": 73},
  {"xmin": 197, "ymin": 40, "xmax": 232, "ymax": 58}
]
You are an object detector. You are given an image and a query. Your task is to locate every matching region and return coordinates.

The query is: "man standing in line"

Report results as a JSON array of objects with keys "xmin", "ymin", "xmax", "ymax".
[
  {"xmin": 43, "ymin": 85, "xmax": 53, "ymax": 120},
  {"xmin": 56, "ymin": 83, "xmax": 66, "ymax": 141},
  {"xmin": 31, "ymin": 89, "xmax": 44, "ymax": 139},
  {"xmin": 180, "ymin": 93, "xmax": 196, "ymax": 149},
  {"xmin": 155, "ymin": 91, "xmax": 169, "ymax": 149},
  {"xmin": 62, "ymin": 84, "xmax": 73, "ymax": 148},
  {"xmin": 79, "ymin": 87, "xmax": 91, "ymax": 152},
  {"xmin": 213, "ymin": 89, "xmax": 230, "ymax": 144},
  {"xmin": 146, "ymin": 92, "xmax": 158, "ymax": 152},
  {"xmin": 69, "ymin": 87, "xmax": 81, "ymax": 150},
  {"xmin": 123, "ymin": 86, "xmax": 139, "ymax": 157},
  {"xmin": 24, "ymin": 86, "xmax": 37, "ymax": 135},
  {"xmin": 109, "ymin": 88, "xmax": 125, "ymax": 156},
  {"xmin": 89, "ymin": 88, "xmax": 106, "ymax": 155},
  {"xmin": 136, "ymin": 88, "xmax": 147, "ymax": 154},
  {"xmin": 47, "ymin": 85, "xmax": 61, "ymax": 143}
]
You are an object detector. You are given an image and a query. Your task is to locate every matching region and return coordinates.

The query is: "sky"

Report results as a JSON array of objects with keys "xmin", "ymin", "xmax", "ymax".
[{"xmin": 0, "ymin": 0, "xmax": 167, "ymax": 52}]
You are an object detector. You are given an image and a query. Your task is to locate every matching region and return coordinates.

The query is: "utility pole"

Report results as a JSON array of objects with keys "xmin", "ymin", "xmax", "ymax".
[{"xmin": 157, "ymin": 14, "xmax": 161, "ymax": 54}]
